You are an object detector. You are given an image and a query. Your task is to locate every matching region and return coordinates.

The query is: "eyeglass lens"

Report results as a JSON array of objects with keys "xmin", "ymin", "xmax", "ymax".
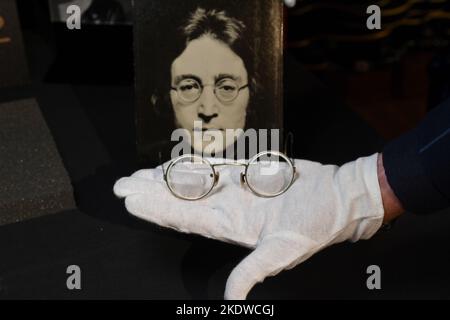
[
  {"xmin": 167, "ymin": 156, "xmax": 215, "ymax": 200},
  {"xmin": 246, "ymin": 152, "xmax": 294, "ymax": 197}
]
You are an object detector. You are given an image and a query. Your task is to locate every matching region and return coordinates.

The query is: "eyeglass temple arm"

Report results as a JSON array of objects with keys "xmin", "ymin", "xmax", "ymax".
[
  {"xmin": 284, "ymin": 132, "xmax": 295, "ymax": 165},
  {"xmin": 159, "ymin": 151, "xmax": 167, "ymax": 181}
]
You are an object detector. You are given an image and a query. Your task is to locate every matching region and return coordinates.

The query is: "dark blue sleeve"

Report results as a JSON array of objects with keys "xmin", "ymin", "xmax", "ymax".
[{"xmin": 383, "ymin": 98, "xmax": 450, "ymax": 214}]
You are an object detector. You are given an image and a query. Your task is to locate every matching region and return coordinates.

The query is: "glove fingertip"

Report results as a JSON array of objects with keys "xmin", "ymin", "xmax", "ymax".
[
  {"xmin": 124, "ymin": 194, "xmax": 145, "ymax": 217},
  {"xmin": 113, "ymin": 177, "xmax": 130, "ymax": 198}
]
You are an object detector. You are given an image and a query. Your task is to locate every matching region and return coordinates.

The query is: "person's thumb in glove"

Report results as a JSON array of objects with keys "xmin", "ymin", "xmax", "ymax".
[{"xmin": 224, "ymin": 232, "xmax": 319, "ymax": 299}]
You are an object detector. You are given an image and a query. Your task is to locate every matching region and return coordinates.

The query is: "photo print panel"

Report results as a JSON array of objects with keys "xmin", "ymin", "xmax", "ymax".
[
  {"xmin": 135, "ymin": 0, "xmax": 284, "ymax": 165},
  {"xmin": 0, "ymin": 0, "xmax": 29, "ymax": 88}
]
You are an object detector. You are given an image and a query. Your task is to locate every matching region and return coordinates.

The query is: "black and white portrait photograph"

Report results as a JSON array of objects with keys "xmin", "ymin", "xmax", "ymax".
[{"xmin": 134, "ymin": 0, "xmax": 284, "ymax": 164}]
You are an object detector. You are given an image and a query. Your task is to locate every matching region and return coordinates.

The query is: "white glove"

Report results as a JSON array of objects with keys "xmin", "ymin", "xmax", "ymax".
[{"xmin": 114, "ymin": 153, "xmax": 384, "ymax": 300}]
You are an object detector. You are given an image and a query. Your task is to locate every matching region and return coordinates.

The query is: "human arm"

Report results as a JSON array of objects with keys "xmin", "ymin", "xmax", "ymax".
[
  {"xmin": 383, "ymin": 98, "xmax": 450, "ymax": 215},
  {"xmin": 378, "ymin": 153, "xmax": 404, "ymax": 224}
]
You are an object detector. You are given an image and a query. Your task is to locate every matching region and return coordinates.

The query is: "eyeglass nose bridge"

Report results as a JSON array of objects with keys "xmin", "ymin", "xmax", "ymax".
[
  {"xmin": 201, "ymin": 83, "xmax": 217, "ymax": 98},
  {"xmin": 200, "ymin": 84, "xmax": 232, "ymax": 104}
]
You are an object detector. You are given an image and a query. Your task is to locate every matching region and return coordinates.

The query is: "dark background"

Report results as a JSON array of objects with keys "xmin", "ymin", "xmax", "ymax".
[
  {"xmin": 0, "ymin": 0, "xmax": 29, "ymax": 88},
  {"xmin": 48, "ymin": 0, "xmax": 133, "ymax": 24},
  {"xmin": 0, "ymin": 0, "xmax": 449, "ymax": 299}
]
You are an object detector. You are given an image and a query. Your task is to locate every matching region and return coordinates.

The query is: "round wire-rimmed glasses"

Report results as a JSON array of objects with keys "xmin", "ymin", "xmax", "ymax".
[
  {"xmin": 162, "ymin": 151, "xmax": 296, "ymax": 201},
  {"xmin": 170, "ymin": 78, "xmax": 249, "ymax": 104}
]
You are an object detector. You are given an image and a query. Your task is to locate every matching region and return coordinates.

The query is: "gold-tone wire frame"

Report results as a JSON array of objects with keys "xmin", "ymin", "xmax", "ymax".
[{"xmin": 162, "ymin": 151, "xmax": 296, "ymax": 201}]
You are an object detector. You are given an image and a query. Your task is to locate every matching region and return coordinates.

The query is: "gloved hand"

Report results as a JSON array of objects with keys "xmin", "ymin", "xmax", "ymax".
[{"xmin": 114, "ymin": 153, "xmax": 384, "ymax": 300}]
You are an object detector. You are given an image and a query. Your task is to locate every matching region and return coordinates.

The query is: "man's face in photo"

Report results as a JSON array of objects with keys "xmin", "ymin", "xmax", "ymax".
[{"xmin": 170, "ymin": 35, "xmax": 250, "ymax": 153}]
